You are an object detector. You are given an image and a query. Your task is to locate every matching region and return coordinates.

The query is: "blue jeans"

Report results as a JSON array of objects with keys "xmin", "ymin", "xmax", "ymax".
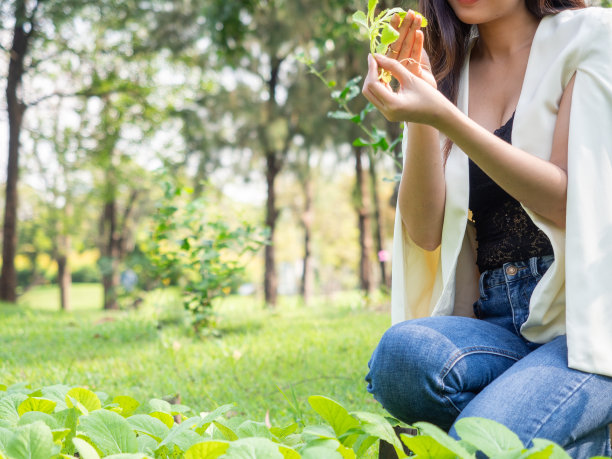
[{"xmin": 366, "ymin": 255, "xmax": 612, "ymax": 458}]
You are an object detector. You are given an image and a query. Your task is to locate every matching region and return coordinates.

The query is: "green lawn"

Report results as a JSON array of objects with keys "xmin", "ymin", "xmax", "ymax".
[{"xmin": 2, "ymin": 285, "xmax": 391, "ymax": 428}]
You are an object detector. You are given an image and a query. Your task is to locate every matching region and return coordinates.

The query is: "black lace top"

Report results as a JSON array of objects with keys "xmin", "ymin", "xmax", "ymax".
[{"xmin": 468, "ymin": 113, "xmax": 554, "ymax": 272}]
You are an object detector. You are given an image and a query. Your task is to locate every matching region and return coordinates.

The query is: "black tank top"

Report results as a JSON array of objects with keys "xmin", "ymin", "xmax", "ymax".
[{"xmin": 468, "ymin": 113, "xmax": 554, "ymax": 272}]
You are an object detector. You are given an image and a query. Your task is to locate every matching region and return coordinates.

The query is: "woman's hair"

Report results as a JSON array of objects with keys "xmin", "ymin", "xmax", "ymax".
[{"xmin": 418, "ymin": 0, "xmax": 587, "ymax": 105}]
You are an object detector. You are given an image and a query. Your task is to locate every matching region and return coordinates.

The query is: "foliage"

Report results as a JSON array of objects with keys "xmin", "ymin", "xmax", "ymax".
[
  {"xmin": 0, "ymin": 384, "xmax": 586, "ymax": 459},
  {"xmin": 145, "ymin": 182, "xmax": 268, "ymax": 331},
  {"xmin": 352, "ymin": 0, "xmax": 427, "ymax": 83},
  {"xmin": 300, "ymin": 59, "xmax": 403, "ymax": 179}
]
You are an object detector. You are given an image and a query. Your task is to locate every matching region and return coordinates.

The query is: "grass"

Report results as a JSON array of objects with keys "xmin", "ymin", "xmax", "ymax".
[{"xmin": 2, "ymin": 284, "xmax": 392, "ymax": 429}]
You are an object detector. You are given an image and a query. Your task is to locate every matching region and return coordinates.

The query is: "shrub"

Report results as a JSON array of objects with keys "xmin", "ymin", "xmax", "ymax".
[{"xmin": 0, "ymin": 382, "xmax": 585, "ymax": 459}]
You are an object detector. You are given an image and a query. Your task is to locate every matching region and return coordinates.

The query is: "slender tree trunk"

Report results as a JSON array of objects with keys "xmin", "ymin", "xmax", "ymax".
[
  {"xmin": 102, "ymin": 199, "xmax": 120, "ymax": 310},
  {"xmin": 387, "ymin": 120, "xmax": 402, "ymax": 209},
  {"xmin": 264, "ymin": 153, "xmax": 280, "ymax": 307},
  {"xmin": 300, "ymin": 173, "xmax": 314, "ymax": 305},
  {"xmin": 367, "ymin": 152, "xmax": 389, "ymax": 288},
  {"xmin": 1, "ymin": 4, "xmax": 29, "ymax": 303},
  {"xmin": 57, "ymin": 250, "xmax": 71, "ymax": 311},
  {"xmin": 354, "ymin": 146, "xmax": 374, "ymax": 294}
]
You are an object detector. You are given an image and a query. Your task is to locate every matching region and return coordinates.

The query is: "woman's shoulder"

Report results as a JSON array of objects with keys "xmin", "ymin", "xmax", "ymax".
[{"xmin": 545, "ymin": 6, "xmax": 612, "ymax": 33}]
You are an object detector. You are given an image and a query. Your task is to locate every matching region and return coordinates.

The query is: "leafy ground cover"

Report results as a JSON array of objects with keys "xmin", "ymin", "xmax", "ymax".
[{"xmin": 3, "ymin": 285, "xmax": 390, "ymax": 427}]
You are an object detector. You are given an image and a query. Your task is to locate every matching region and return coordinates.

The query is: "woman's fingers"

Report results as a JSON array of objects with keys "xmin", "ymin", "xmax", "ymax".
[
  {"xmin": 374, "ymin": 53, "xmax": 412, "ymax": 87},
  {"xmin": 386, "ymin": 13, "xmax": 411, "ymax": 59},
  {"xmin": 397, "ymin": 13, "xmax": 422, "ymax": 67},
  {"xmin": 362, "ymin": 54, "xmax": 388, "ymax": 109}
]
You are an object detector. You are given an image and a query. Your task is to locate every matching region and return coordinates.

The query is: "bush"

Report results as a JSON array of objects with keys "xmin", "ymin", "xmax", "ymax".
[{"xmin": 0, "ymin": 382, "xmax": 582, "ymax": 459}]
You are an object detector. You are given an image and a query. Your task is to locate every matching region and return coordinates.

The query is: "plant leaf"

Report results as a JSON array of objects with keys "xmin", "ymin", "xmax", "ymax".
[
  {"xmin": 352, "ymin": 11, "xmax": 368, "ymax": 29},
  {"xmin": 65, "ymin": 388, "xmax": 101, "ymax": 413},
  {"xmin": 308, "ymin": 396, "xmax": 359, "ymax": 437},
  {"xmin": 400, "ymin": 434, "xmax": 456, "ymax": 459},
  {"xmin": 113, "ymin": 397, "xmax": 139, "ymax": 418},
  {"xmin": 413, "ymin": 422, "xmax": 475, "ymax": 458},
  {"xmin": 78, "ymin": 409, "xmax": 138, "ymax": 455},
  {"xmin": 6, "ymin": 421, "xmax": 55, "ymax": 459},
  {"xmin": 380, "ymin": 23, "xmax": 400, "ymax": 47},
  {"xmin": 149, "ymin": 412, "xmax": 174, "ymax": 429},
  {"xmin": 72, "ymin": 438, "xmax": 101, "ymax": 459},
  {"xmin": 531, "ymin": 439, "xmax": 571, "ymax": 459},
  {"xmin": 184, "ymin": 441, "xmax": 229, "ymax": 459},
  {"xmin": 18, "ymin": 399, "xmax": 57, "ymax": 417},
  {"xmin": 351, "ymin": 411, "xmax": 404, "ymax": 456},
  {"xmin": 454, "ymin": 417, "xmax": 523, "ymax": 457},
  {"xmin": 127, "ymin": 415, "xmax": 169, "ymax": 442},
  {"xmin": 224, "ymin": 437, "xmax": 283, "ymax": 459}
]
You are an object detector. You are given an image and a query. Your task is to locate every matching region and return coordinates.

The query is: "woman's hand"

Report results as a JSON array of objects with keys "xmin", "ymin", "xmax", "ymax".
[
  {"xmin": 362, "ymin": 53, "xmax": 449, "ymax": 125},
  {"xmin": 386, "ymin": 11, "xmax": 436, "ymax": 89}
]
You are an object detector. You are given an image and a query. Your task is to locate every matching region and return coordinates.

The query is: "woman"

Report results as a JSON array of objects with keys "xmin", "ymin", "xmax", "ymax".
[{"xmin": 362, "ymin": 0, "xmax": 612, "ymax": 456}]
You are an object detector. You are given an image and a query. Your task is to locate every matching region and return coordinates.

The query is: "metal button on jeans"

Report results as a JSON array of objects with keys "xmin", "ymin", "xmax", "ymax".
[{"xmin": 506, "ymin": 265, "xmax": 518, "ymax": 275}]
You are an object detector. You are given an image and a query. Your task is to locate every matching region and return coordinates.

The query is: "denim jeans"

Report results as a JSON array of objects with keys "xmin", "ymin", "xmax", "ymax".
[{"xmin": 366, "ymin": 255, "xmax": 612, "ymax": 458}]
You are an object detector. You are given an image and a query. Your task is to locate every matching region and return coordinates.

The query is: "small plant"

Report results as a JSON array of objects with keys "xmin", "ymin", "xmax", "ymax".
[
  {"xmin": 0, "ymin": 382, "xmax": 590, "ymax": 459},
  {"xmin": 145, "ymin": 182, "xmax": 268, "ymax": 332},
  {"xmin": 352, "ymin": 0, "xmax": 427, "ymax": 83}
]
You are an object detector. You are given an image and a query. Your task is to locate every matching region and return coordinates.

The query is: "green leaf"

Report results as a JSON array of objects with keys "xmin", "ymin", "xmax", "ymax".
[
  {"xmin": 39, "ymin": 386, "xmax": 69, "ymax": 412},
  {"xmin": 0, "ymin": 394, "xmax": 28, "ymax": 426},
  {"xmin": 17, "ymin": 412, "xmax": 58, "ymax": 429},
  {"xmin": 400, "ymin": 434, "xmax": 456, "ymax": 459},
  {"xmin": 104, "ymin": 454, "xmax": 150, "ymax": 459},
  {"xmin": 136, "ymin": 435, "xmax": 157, "ymax": 455},
  {"xmin": 301, "ymin": 444, "xmax": 343, "ymax": 459},
  {"xmin": 65, "ymin": 388, "xmax": 101, "ymax": 414},
  {"xmin": 157, "ymin": 417, "xmax": 201, "ymax": 452},
  {"xmin": 72, "ymin": 438, "xmax": 101, "ymax": 459},
  {"xmin": 196, "ymin": 404, "xmax": 234, "ymax": 434},
  {"xmin": 148, "ymin": 399, "xmax": 172, "ymax": 414},
  {"xmin": 127, "ymin": 415, "xmax": 169, "ymax": 442},
  {"xmin": 531, "ymin": 439, "xmax": 571, "ymax": 459},
  {"xmin": 51, "ymin": 428, "xmax": 70, "ymax": 443},
  {"xmin": 413, "ymin": 422, "xmax": 475, "ymax": 458},
  {"xmin": 149, "ymin": 411, "xmax": 174, "ymax": 429},
  {"xmin": 0, "ymin": 427, "xmax": 12, "ymax": 451},
  {"xmin": 184, "ymin": 441, "xmax": 229, "ymax": 459},
  {"xmin": 212, "ymin": 421, "xmax": 238, "ymax": 441},
  {"xmin": 351, "ymin": 411, "xmax": 404, "ymax": 456},
  {"xmin": 454, "ymin": 417, "xmax": 524, "ymax": 457},
  {"xmin": 224, "ymin": 437, "xmax": 283, "ymax": 459},
  {"xmin": 352, "ymin": 11, "xmax": 368, "ymax": 29},
  {"xmin": 18, "ymin": 399, "xmax": 57, "ymax": 417},
  {"xmin": 78, "ymin": 409, "xmax": 138, "ymax": 455},
  {"xmin": 270, "ymin": 423, "xmax": 298, "ymax": 440},
  {"xmin": 6, "ymin": 421, "xmax": 55, "ymax": 459},
  {"xmin": 278, "ymin": 445, "xmax": 300, "ymax": 459},
  {"xmin": 380, "ymin": 23, "xmax": 400, "ymax": 47},
  {"xmin": 308, "ymin": 396, "xmax": 359, "ymax": 437},
  {"xmin": 327, "ymin": 111, "xmax": 354, "ymax": 120},
  {"xmin": 236, "ymin": 421, "xmax": 272, "ymax": 439},
  {"xmin": 113, "ymin": 397, "xmax": 139, "ymax": 418},
  {"xmin": 352, "ymin": 138, "xmax": 370, "ymax": 147},
  {"xmin": 367, "ymin": 0, "xmax": 378, "ymax": 23}
]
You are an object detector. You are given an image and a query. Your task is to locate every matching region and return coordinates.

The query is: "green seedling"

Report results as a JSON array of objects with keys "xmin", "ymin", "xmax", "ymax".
[{"xmin": 353, "ymin": 0, "xmax": 427, "ymax": 83}]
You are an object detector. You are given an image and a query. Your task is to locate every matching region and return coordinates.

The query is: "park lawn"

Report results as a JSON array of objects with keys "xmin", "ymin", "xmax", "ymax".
[{"xmin": 2, "ymin": 284, "xmax": 391, "ymax": 429}]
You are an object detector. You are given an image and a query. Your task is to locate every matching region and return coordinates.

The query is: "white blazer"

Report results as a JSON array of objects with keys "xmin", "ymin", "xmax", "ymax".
[{"xmin": 391, "ymin": 7, "xmax": 612, "ymax": 377}]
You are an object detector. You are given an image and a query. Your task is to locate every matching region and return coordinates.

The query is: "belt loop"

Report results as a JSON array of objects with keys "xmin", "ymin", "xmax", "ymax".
[{"xmin": 529, "ymin": 256, "xmax": 539, "ymax": 277}]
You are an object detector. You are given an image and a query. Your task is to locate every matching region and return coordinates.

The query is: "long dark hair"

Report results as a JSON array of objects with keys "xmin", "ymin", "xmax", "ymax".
[{"xmin": 418, "ymin": 0, "xmax": 587, "ymax": 105}]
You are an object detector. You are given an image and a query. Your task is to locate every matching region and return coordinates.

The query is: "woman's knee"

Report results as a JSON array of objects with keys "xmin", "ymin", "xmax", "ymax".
[{"xmin": 365, "ymin": 318, "xmax": 462, "ymax": 426}]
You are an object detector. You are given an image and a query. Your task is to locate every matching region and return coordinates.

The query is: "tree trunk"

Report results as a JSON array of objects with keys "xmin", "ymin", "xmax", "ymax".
[
  {"xmin": 264, "ymin": 153, "xmax": 280, "ymax": 307},
  {"xmin": 387, "ymin": 120, "xmax": 402, "ymax": 209},
  {"xmin": 57, "ymin": 251, "xmax": 71, "ymax": 311},
  {"xmin": 300, "ymin": 173, "xmax": 314, "ymax": 305},
  {"xmin": 1, "ymin": 3, "xmax": 29, "ymax": 303},
  {"xmin": 367, "ymin": 152, "xmax": 389, "ymax": 288},
  {"xmin": 354, "ymin": 146, "xmax": 374, "ymax": 294},
  {"xmin": 101, "ymin": 199, "xmax": 120, "ymax": 310}
]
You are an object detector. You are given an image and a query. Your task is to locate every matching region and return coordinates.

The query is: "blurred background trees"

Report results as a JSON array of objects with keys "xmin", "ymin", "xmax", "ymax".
[{"xmin": 0, "ymin": 0, "xmax": 419, "ymax": 311}]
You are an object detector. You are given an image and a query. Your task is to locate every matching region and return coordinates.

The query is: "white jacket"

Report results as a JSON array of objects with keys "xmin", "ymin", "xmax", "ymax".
[{"xmin": 391, "ymin": 7, "xmax": 612, "ymax": 377}]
